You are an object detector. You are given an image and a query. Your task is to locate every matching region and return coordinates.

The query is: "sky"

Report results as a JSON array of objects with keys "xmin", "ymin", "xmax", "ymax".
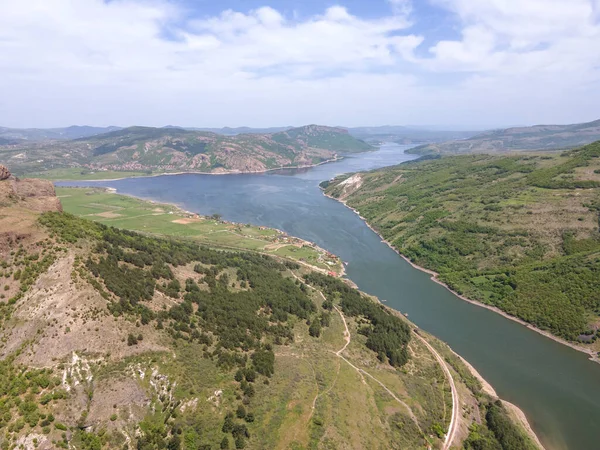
[{"xmin": 1, "ymin": 0, "xmax": 599, "ymax": 129}]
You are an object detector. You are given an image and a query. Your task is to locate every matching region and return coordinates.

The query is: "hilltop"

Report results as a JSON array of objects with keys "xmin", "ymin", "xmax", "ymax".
[
  {"xmin": 410, "ymin": 119, "xmax": 600, "ymax": 155},
  {"xmin": 0, "ymin": 165, "xmax": 538, "ymax": 449},
  {"xmin": 323, "ymin": 142, "xmax": 600, "ymax": 350},
  {"xmin": 0, "ymin": 165, "xmax": 62, "ymax": 213},
  {"xmin": 0, "ymin": 125, "xmax": 373, "ymax": 177}
]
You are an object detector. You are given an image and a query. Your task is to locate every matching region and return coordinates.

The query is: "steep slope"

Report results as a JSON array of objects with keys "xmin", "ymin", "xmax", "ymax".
[
  {"xmin": 0, "ymin": 165, "xmax": 62, "ymax": 213},
  {"xmin": 0, "ymin": 125, "xmax": 373, "ymax": 176},
  {"xmin": 0, "ymin": 166, "xmax": 537, "ymax": 450},
  {"xmin": 410, "ymin": 119, "xmax": 600, "ymax": 155},
  {"xmin": 323, "ymin": 142, "xmax": 600, "ymax": 347}
]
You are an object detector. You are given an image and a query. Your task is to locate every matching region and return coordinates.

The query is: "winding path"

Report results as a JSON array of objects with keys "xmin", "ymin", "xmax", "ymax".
[
  {"xmin": 412, "ymin": 330, "xmax": 459, "ymax": 450},
  {"xmin": 294, "ymin": 273, "xmax": 425, "ymax": 435},
  {"xmin": 332, "ymin": 304, "xmax": 423, "ymax": 431},
  {"xmin": 294, "ymin": 271, "xmax": 460, "ymax": 449}
]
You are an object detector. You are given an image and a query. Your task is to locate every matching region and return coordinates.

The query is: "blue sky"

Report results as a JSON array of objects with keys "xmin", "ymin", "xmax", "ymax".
[{"xmin": 1, "ymin": 0, "xmax": 599, "ymax": 128}]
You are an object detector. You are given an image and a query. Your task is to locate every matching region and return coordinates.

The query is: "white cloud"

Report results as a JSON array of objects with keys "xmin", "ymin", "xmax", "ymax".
[
  {"xmin": 0, "ymin": 0, "xmax": 598, "ymax": 128},
  {"xmin": 427, "ymin": 0, "xmax": 600, "ymax": 73},
  {"xmin": 185, "ymin": 5, "xmax": 416, "ymax": 76},
  {"xmin": 388, "ymin": 0, "xmax": 413, "ymax": 16}
]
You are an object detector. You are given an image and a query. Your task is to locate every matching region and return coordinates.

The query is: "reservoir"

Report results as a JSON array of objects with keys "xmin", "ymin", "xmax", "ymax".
[{"xmin": 58, "ymin": 144, "xmax": 600, "ymax": 449}]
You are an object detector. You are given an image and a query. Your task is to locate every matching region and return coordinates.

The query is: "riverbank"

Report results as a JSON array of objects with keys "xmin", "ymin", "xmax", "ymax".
[
  {"xmin": 454, "ymin": 351, "xmax": 546, "ymax": 450},
  {"xmin": 321, "ymin": 189, "xmax": 600, "ymax": 364},
  {"xmin": 54, "ymin": 147, "xmax": 600, "ymax": 449},
  {"xmin": 57, "ymin": 186, "xmax": 345, "ymax": 277},
  {"xmin": 40, "ymin": 156, "xmax": 346, "ymax": 182},
  {"xmin": 380, "ymin": 302, "xmax": 545, "ymax": 449}
]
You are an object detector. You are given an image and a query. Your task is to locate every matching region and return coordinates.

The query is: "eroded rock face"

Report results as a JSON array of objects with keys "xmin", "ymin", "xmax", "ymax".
[
  {"xmin": 12, "ymin": 178, "xmax": 63, "ymax": 212},
  {"xmin": 0, "ymin": 167, "xmax": 62, "ymax": 212},
  {"xmin": 0, "ymin": 164, "xmax": 11, "ymax": 180}
]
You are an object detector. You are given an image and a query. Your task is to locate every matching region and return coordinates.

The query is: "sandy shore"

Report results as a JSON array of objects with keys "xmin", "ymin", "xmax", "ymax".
[
  {"xmin": 51, "ymin": 156, "xmax": 344, "ymax": 182},
  {"xmin": 381, "ymin": 302, "xmax": 545, "ymax": 449},
  {"xmin": 322, "ymin": 189, "xmax": 600, "ymax": 364},
  {"xmin": 453, "ymin": 352, "xmax": 546, "ymax": 449}
]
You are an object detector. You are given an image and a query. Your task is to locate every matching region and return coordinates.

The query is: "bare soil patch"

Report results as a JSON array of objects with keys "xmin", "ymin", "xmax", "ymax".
[
  {"xmin": 95, "ymin": 211, "xmax": 123, "ymax": 218},
  {"xmin": 172, "ymin": 218, "xmax": 201, "ymax": 224}
]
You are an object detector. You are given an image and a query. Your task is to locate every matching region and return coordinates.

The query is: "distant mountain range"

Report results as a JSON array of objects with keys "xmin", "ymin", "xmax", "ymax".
[
  {"xmin": 0, "ymin": 124, "xmax": 373, "ymax": 175},
  {"xmin": 3, "ymin": 119, "xmax": 599, "ymax": 175},
  {"xmin": 409, "ymin": 119, "xmax": 600, "ymax": 155},
  {"xmin": 0, "ymin": 125, "xmax": 122, "ymax": 141},
  {"xmin": 168, "ymin": 125, "xmax": 293, "ymax": 135},
  {"xmin": 0, "ymin": 124, "xmax": 479, "ymax": 144},
  {"xmin": 346, "ymin": 126, "xmax": 478, "ymax": 144}
]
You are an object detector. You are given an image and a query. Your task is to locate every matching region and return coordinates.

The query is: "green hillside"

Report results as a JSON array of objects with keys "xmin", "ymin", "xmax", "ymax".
[
  {"xmin": 324, "ymin": 142, "xmax": 600, "ymax": 345},
  {"xmin": 274, "ymin": 125, "xmax": 373, "ymax": 152},
  {"xmin": 1, "ymin": 125, "xmax": 374, "ymax": 178},
  {"xmin": 410, "ymin": 119, "xmax": 600, "ymax": 155}
]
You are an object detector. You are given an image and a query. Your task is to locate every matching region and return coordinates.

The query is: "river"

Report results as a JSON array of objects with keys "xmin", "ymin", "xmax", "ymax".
[{"xmin": 58, "ymin": 143, "xmax": 600, "ymax": 449}]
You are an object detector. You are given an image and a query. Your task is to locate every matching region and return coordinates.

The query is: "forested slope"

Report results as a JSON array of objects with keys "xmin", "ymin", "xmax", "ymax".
[{"xmin": 324, "ymin": 142, "xmax": 600, "ymax": 345}]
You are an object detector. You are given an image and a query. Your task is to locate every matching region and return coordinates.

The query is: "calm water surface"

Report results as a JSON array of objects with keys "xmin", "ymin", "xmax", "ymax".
[{"xmin": 59, "ymin": 144, "xmax": 600, "ymax": 449}]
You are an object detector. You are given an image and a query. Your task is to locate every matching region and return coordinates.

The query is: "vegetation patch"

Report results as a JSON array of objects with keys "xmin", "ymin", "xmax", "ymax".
[{"xmin": 325, "ymin": 141, "xmax": 600, "ymax": 342}]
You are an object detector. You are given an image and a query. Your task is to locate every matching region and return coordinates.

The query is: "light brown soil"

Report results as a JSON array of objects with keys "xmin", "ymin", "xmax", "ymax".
[
  {"xmin": 2, "ymin": 252, "xmax": 168, "ymax": 367},
  {"xmin": 171, "ymin": 218, "xmax": 201, "ymax": 224},
  {"xmin": 95, "ymin": 211, "xmax": 123, "ymax": 218},
  {"xmin": 86, "ymin": 377, "xmax": 149, "ymax": 428}
]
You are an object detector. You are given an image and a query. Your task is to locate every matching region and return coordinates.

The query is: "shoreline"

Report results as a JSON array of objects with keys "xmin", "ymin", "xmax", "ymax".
[
  {"xmin": 321, "ymin": 189, "xmax": 600, "ymax": 364},
  {"xmin": 452, "ymin": 351, "xmax": 546, "ymax": 450},
  {"xmin": 58, "ymin": 186, "xmax": 345, "ymax": 278},
  {"xmin": 48, "ymin": 156, "xmax": 345, "ymax": 183},
  {"xmin": 381, "ymin": 303, "xmax": 545, "ymax": 449}
]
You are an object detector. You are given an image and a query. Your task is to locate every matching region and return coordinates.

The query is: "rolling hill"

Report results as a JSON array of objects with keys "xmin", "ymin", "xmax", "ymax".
[
  {"xmin": 0, "ymin": 125, "xmax": 373, "ymax": 177},
  {"xmin": 409, "ymin": 119, "xmax": 600, "ymax": 155}
]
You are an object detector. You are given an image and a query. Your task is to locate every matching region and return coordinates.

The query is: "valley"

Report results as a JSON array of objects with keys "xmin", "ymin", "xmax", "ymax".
[
  {"xmin": 52, "ymin": 143, "xmax": 600, "ymax": 450},
  {"xmin": 0, "ymin": 165, "xmax": 539, "ymax": 449}
]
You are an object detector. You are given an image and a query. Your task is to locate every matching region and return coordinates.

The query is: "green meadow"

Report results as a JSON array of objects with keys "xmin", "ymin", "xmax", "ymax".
[{"xmin": 57, "ymin": 187, "xmax": 343, "ymax": 274}]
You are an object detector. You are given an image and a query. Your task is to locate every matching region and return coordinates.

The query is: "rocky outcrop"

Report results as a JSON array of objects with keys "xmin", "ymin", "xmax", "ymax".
[
  {"xmin": 12, "ymin": 178, "xmax": 63, "ymax": 212},
  {"xmin": 0, "ymin": 164, "xmax": 12, "ymax": 180},
  {"xmin": 0, "ymin": 166, "xmax": 62, "ymax": 212}
]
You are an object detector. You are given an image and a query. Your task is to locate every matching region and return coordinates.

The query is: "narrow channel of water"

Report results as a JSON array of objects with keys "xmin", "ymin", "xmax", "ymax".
[{"xmin": 58, "ymin": 144, "xmax": 600, "ymax": 449}]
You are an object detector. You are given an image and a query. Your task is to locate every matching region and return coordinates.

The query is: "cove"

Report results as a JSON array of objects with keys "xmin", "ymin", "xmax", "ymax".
[{"xmin": 58, "ymin": 144, "xmax": 600, "ymax": 449}]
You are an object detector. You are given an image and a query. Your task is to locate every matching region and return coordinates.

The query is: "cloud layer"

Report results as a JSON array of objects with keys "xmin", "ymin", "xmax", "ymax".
[{"xmin": 1, "ymin": 0, "xmax": 599, "ymax": 128}]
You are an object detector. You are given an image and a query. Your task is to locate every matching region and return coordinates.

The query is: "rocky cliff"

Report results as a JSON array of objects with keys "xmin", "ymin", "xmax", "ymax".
[{"xmin": 0, "ymin": 164, "xmax": 62, "ymax": 212}]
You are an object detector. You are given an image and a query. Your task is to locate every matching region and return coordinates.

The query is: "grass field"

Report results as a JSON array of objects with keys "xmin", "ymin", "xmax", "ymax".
[
  {"xmin": 27, "ymin": 168, "xmax": 149, "ymax": 181},
  {"xmin": 57, "ymin": 187, "xmax": 343, "ymax": 273}
]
